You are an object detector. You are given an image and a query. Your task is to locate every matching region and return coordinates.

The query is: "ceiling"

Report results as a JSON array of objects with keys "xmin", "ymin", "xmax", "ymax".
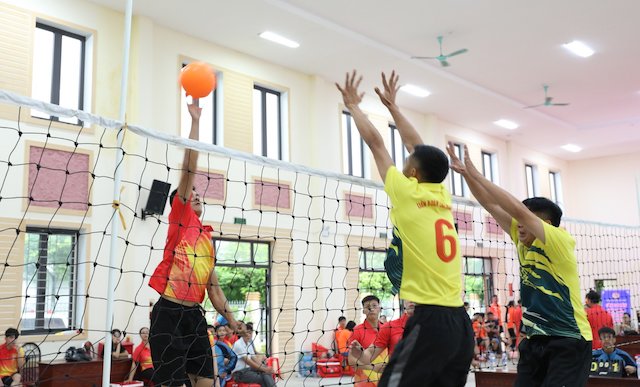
[{"xmin": 87, "ymin": 0, "xmax": 640, "ymax": 160}]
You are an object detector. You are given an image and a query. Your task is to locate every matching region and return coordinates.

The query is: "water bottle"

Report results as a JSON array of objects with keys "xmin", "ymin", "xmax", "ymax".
[{"xmin": 488, "ymin": 352, "xmax": 497, "ymax": 370}]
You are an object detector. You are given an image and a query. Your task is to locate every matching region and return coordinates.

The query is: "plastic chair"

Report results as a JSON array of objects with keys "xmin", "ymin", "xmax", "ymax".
[{"xmin": 21, "ymin": 342, "xmax": 40, "ymax": 386}]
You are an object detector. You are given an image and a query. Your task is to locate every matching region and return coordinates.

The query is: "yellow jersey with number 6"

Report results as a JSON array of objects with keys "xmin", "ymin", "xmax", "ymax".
[{"xmin": 384, "ymin": 166, "xmax": 462, "ymax": 307}]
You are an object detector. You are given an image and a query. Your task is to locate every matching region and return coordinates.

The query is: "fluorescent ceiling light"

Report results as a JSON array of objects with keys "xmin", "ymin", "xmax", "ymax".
[
  {"xmin": 493, "ymin": 119, "xmax": 519, "ymax": 130},
  {"xmin": 562, "ymin": 40, "xmax": 594, "ymax": 58},
  {"xmin": 561, "ymin": 144, "xmax": 582, "ymax": 153},
  {"xmin": 259, "ymin": 31, "xmax": 299, "ymax": 48},
  {"xmin": 400, "ymin": 84, "xmax": 431, "ymax": 98}
]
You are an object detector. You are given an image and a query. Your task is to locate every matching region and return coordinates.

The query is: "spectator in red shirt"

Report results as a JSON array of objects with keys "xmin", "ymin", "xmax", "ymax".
[
  {"xmin": 127, "ymin": 327, "xmax": 154, "ymax": 384},
  {"xmin": 349, "ymin": 300, "xmax": 416, "ymax": 369},
  {"xmin": 348, "ymin": 295, "xmax": 383, "ymax": 387},
  {"xmin": 585, "ymin": 289, "xmax": 614, "ymax": 349},
  {"xmin": 489, "ymin": 295, "xmax": 502, "ymax": 328}
]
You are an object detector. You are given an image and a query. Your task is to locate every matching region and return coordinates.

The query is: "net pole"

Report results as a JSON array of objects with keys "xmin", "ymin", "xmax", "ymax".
[{"xmin": 102, "ymin": 0, "xmax": 133, "ymax": 385}]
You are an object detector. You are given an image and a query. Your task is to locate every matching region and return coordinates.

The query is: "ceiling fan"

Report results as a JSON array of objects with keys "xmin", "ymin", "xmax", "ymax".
[
  {"xmin": 524, "ymin": 84, "xmax": 570, "ymax": 108},
  {"xmin": 411, "ymin": 35, "xmax": 468, "ymax": 67}
]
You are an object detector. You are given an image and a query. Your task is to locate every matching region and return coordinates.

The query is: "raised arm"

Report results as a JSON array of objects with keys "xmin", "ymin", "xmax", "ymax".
[
  {"xmin": 374, "ymin": 71, "xmax": 423, "ymax": 153},
  {"xmin": 176, "ymin": 101, "xmax": 202, "ymax": 203},
  {"xmin": 447, "ymin": 143, "xmax": 545, "ymax": 243},
  {"xmin": 336, "ymin": 70, "xmax": 393, "ymax": 181},
  {"xmin": 208, "ymin": 269, "xmax": 238, "ymax": 331}
]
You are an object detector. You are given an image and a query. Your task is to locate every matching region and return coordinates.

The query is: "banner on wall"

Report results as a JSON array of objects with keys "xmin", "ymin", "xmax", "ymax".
[{"xmin": 601, "ymin": 289, "xmax": 631, "ymax": 324}]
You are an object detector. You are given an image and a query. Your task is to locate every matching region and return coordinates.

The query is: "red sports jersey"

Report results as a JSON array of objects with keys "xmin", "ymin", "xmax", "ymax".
[
  {"xmin": 373, "ymin": 313, "xmax": 408, "ymax": 355},
  {"xmin": 149, "ymin": 195, "xmax": 215, "ymax": 303},
  {"xmin": 132, "ymin": 343, "xmax": 153, "ymax": 371},
  {"xmin": 587, "ymin": 304, "xmax": 614, "ymax": 349},
  {"xmin": 0, "ymin": 344, "xmax": 23, "ymax": 377}
]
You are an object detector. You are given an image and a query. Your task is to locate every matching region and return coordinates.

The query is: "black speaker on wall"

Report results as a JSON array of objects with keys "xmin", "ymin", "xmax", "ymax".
[{"xmin": 141, "ymin": 179, "xmax": 171, "ymax": 220}]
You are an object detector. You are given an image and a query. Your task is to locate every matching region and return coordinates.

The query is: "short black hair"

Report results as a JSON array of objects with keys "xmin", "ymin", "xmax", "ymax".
[
  {"xmin": 111, "ymin": 328, "xmax": 123, "ymax": 337},
  {"xmin": 507, "ymin": 301, "xmax": 515, "ymax": 307},
  {"xmin": 346, "ymin": 321, "xmax": 356, "ymax": 330},
  {"xmin": 139, "ymin": 327, "xmax": 149, "ymax": 335},
  {"xmin": 463, "ymin": 302, "xmax": 469, "ymax": 307},
  {"xmin": 338, "ymin": 316, "xmax": 346, "ymax": 322},
  {"xmin": 598, "ymin": 326, "xmax": 616, "ymax": 337},
  {"xmin": 169, "ymin": 186, "xmax": 196, "ymax": 207},
  {"xmin": 522, "ymin": 197, "xmax": 563, "ymax": 227},
  {"xmin": 5, "ymin": 328, "xmax": 19, "ymax": 338},
  {"xmin": 246, "ymin": 322, "xmax": 254, "ymax": 331},
  {"xmin": 214, "ymin": 325, "xmax": 227, "ymax": 333},
  {"xmin": 361, "ymin": 295, "xmax": 380, "ymax": 306},
  {"xmin": 411, "ymin": 145, "xmax": 449, "ymax": 183},
  {"xmin": 586, "ymin": 289, "xmax": 601, "ymax": 304}
]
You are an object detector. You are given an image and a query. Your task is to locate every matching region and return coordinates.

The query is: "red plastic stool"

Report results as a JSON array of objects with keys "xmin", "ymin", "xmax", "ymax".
[{"xmin": 266, "ymin": 356, "xmax": 281, "ymax": 381}]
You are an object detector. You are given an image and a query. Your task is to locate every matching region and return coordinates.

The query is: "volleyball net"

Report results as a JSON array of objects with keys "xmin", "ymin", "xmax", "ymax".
[{"xmin": 0, "ymin": 90, "xmax": 639, "ymax": 384}]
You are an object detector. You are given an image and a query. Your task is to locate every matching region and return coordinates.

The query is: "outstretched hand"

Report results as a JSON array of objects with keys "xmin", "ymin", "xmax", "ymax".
[
  {"xmin": 374, "ymin": 71, "xmax": 400, "ymax": 109},
  {"xmin": 336, "ymin": 70, "xmax": 364, "ymax": 108},
  {"xmin": 446, "ymin": 143, "xmax": 480, "ymax": 176},
  {"xmin": 187, "ymin": 98, "xmax": 202, "ymax": 120}
]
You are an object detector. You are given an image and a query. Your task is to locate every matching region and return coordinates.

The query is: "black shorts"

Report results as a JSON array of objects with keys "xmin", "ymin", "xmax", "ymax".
[
  {"xmin": 149, "ymin": 297, "xmax": 214, "ymax": 386},
  {"xmin": 378, "ymin": 305, "xmax": 474, "ymax": 387},
  {"xmin": 1, "ymin": 376, "xmax": 14, "ymax": 387},
  {"xmin": 515, "ymin": 336, "xmax": 592, "ymax": 387}
]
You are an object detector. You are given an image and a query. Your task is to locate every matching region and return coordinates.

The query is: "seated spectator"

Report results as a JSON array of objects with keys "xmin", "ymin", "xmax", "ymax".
[
  {"xmin": 592, "ymin": 327, "xmax": 637, "ymax": 377},
  {"xmin": 505, "ymin": 300, "xmax": 518, "ymax": 351},
  {"xmin": 0, "ymin": 328, "xmax": 24, "ymax": 387},
  {"xmin": 334, "ymin": 316, "xmax": 346, "ymax": 353},
  {"xmin": 586, "ymin": 289, "xmax": 614, "ymax": 349},
  {"xmin": 231, "ymin": 322, "xmax": 275, "ymax": 387},
  {"xmin": 100, "ymin": 329, "xmax": 129, "ymax": 359},
  {"xmin": 484, "ymin": 312, "xmax": 500, "ymax": 341},
  {"xmin": 216, "ymin": 325, "xmax": 233, "ymax": 348},
  {"xmin": 336, "ymin": 321, "xmax": 356, "ymax": 360},
  {"xmin": 83, "ymin": 341, "xmax": 96, "ymax": 359},
  {"xmin": 472, "ymin": 313, "xmax": 488, "ymax": 358},
  {"xmin": 617, "ymin": 312, "xmax": 638, "ymax": 336},
  {"xmin": 127, "ymin": 327, "xmax": 154, "ymax": 385},
  {"xmin": 215, "ymin": 332, "xmax": 238, "ymax": 387}
]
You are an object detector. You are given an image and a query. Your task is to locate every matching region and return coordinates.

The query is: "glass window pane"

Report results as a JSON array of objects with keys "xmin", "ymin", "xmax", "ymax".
[
  {"xmin": 31, "ymin": 28, "xmax": 54, "ymax": 119},
  {"xmin": 59, "ymin": 36, "xmax": 82, "ymax": 124},
  {"xmin": 525, "ymin": 165, "xmax": 535, "ymax": 197},
  {"xmin": 350, "ymin": 122, "xmax": 363, "ymax": 177},
  {"xmin": 549, "ymin": 172, "xmax": 557, "ymax": 202},
  {"xmin": 46, "ymin": 234, "xmax": 74, "ymax": 327},
  {"xmin": 369, "ymin": 251, "xmax": 386, "ymax": 271},
  {"xmin": 215, "ymin": 240, "xmax": 251, "ymax": 264},
  {"xmin": 22, "ymin": 234, "xmax": 40, "ymax": 327},
  {"xmin": 253, "ymin": 243, "xmax": 269, "ymax": 264},
  {"xmin": 342, "ymin": 113, "xmax": 350, "ymax": 174},
  {"xmin": 265, "ymin": 92, "xmax": 280, "ymax": 159},
  {"xmin": 181, "ymin": 89, "xmax": 215, "ymax": 143},
  {"xmin": 253, "ymin": 89, "xmax": 262, "ymax": 156},
  {"xmin": 393, "ymin": 129, "xmax": 404, "ymax": 169}
]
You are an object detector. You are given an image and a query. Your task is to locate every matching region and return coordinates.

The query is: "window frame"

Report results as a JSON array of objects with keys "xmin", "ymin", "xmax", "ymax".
[
  {"xmin": 548, "ymin": 171, "xmax": 562, "ymax": 205},
  {"xmin": 525, "ymin": 163, "xmax": 537, "ymax": 197},
  {"xmin": 212, "ymin": 238, "xmax": 271, "ymax": 354},
  {"xmin": 450, "ymin": 143, "xmax": 467, "ymax": 197},
  {"xmin": 463, "ymin": 256, "xmax": 493, "ymax": 313},
  {"xmin": 342, "ymin": 111, "xmax": 368, "ymax": 178},
  {"xmin": 389, "ymin": 123, "xmax": 407, "ymax": 169},
  {"xmin": 253, "ymin": 85, "xmax": 284, "ymax": 160},
  {"xmin": 22, "ymin": 227, "xmax": 79, "ymax": 335},
  {"xmin": 358, "ymin": 249, "xmax": 400, "ymax": 317},
  {"xmin": 180, "ymin": 62, "xmax": 220, "ymax": 145},
  {"xmin": 32, "ymin": 22, "xmax": 87, "ymax": 126},
  {"xmin": 481, "ymin": 150, "xmax": 498, "ymax": 183}
]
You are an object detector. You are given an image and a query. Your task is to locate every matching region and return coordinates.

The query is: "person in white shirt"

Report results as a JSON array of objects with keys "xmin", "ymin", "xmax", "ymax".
[{"xmin": 231, "ymin": 322, "xmax": 275, "ymax": 387}]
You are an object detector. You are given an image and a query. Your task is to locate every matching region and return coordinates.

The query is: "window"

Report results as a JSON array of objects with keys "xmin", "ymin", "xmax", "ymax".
[
  {"xmin": 549, "ymin": 171, "xmax": 563, "ymax": 205},
  {"xmin": 180, "ymin": 62, "xmax": 221, "ymax": 145},
  {"xmin": 464, "ymin": 256, "xmax": 492, "ymax": 314},
  {"xmin": 481, "ymin": 151, "xmax": 498, "ymax": 183},
  {"xmin": 31, "ymin": 22, "xmax": 87, "ymax": 125},
  {"xmin": 359, "ymin": 249, "xmax": 400, "ymax": 319},
  {"xmin": 389, "ymin": 123, "xmax": 407, "ymax": 169},
  {"xmin": 450, "ymin": 143, "xmax": 467, "ymax": 197},
  {"xmin": 213, "ymin": 239, "xmax": 271, "ymax": 353},
  {"xmin": 22, "ymin": 228, "xmax": 82, "ymax": 334},
  {"xmin": 525, "ymin": 164, "xmax": 537, "ymax": 197},
  {"xmin": 342, "ymin": 111, "xmax": 369, "ymax": 178},
  {"xmin": 595, "ymin": 279, "xmax": 617, "ymax": 293},
  {"xmin": 253, "ymin": 85, "xmax": 288, "ymax": 161}
]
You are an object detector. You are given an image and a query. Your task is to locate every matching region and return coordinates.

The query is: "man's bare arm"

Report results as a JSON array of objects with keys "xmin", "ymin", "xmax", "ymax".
[
  {"xmin": 208, "ymin": 269, "xmax": 238, "ymax": 330},
  {"xmin": 447, "ymin": 143, "xmax": 545, "ymax": 242},
  {"xmin": 336, "ymin": 71, "xmax": 394, "ymax": 181},
  {"xmin": 375, "ymin": 71, "xmax": 423, "ymax": 153},
  {"xmin": 176, "ymin": 101, "xmax": 202, "ymax": 203}
]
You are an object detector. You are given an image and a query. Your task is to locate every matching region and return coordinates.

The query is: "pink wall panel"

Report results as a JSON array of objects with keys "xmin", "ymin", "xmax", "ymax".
[
  {"xmin": 28, "ymin": 146, "xmax": 90, "ymax": 211},
  {"xmin": 484, "ymin": 215, "xmax": 502, "ymax": 235},
  {"xmin": 193, "ymin": 172, "xmax": 225, "ymax": 201},
  {"xmin": 254, "ymin": 180, "xmax": 291, "ymax": 209},
  {"xmin": 453, "ymin": 210, "xmax": 473, "ymax": 232},
  {"xmin": 345, "ymin": 193, "xmax": 374, "ymax": 219}
]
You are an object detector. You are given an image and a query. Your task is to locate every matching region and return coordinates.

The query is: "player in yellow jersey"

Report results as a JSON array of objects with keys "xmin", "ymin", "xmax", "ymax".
[
  {"xmin": 447, "ymin": 144, "xmax": 592, "ymax": 386},
  {"xmin": 337, "ymin": 71, "xmax": 474, "ymax": 387}
]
